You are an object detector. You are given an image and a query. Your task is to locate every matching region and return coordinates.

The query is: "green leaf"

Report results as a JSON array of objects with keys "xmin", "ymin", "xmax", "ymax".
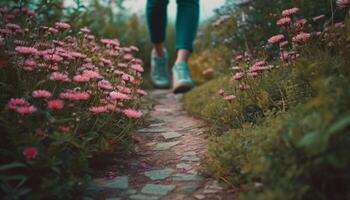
[
  {"xmin": 297, "ymin": 131, "xmax": 327, "ymax": 154},
  {"xmin": 327, "ymin": 116, "xmax": 350, "ymax": 136},
  {"xmin": 0, "ymin": 162, "xmax": 26, "ymax": 171}
]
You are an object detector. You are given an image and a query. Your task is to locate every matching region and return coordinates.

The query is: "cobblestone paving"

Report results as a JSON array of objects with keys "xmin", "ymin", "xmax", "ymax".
[{"xmin": 90, "ymin": 90, "xmax": 235, "ymax": 200}]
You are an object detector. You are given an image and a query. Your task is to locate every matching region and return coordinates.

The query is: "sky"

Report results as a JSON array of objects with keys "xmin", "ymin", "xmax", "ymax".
[{"xmin": 124, "ymin": 0, "xmax": 225, "ymax": 21}]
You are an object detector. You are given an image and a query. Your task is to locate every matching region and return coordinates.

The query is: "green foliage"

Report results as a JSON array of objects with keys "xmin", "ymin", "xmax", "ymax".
[{"xmin": 184, "ymin": 2, "xmax": 350, "ymax": 200}]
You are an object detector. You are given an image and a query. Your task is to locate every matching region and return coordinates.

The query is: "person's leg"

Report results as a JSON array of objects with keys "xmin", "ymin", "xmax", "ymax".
[
  {"xmin": 146, "ymin": 0, "xmax": 169, "ymax": 57},
  {"xmin": 146, "ymin": 0, "xmax": 171, "ymax": 88},
  {"xmin": 172, "ymin": 0, "xmax": 200, "ymax": 93},
  {"xmin": 175, "ymin": 0, "xmax": 199, "ymax": 63}
]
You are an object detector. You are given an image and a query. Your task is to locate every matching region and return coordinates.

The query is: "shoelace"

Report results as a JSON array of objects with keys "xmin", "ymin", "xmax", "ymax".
[
  {"xmin": 175, "ymin": 64, "xmax": 188, "ymax": 80},
  {"xmin": 153, "ymin": 58, "xmax": 168, "ymax": 78}
]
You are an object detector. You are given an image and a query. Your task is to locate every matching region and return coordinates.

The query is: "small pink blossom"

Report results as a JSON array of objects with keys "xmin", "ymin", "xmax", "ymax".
[
  {"xmin": 55, "ymin": 22, "xmax": 71, "ymax": 29},
  {"xmin": 224, "ymin": 95, "xmax": 237, "ymax": 101},
  {"xmin": 282, "ymin": 7, "xmax": 299, "ymax": 17},
  {"xmin": 137, "ymin": 89, "xmax": 148, "ymax": 96},
  {"xmin": 89, "ymin": 106, "xmax": 108, "ymax": 114},
  {"xmin": 59, "ymin": 90, "xmax": 90, "ymax": 101},
  {"xmin": 100, "ymin": 38, "xmax": 120, "ymax": 46},
  {"xmin": 337, "ymin": 0, "xmax": 350, "ymax": 9},
  {"xmin": 83, "ymin": 70, "xmax": 100, "ymax": 79},
  {"xmin": 130, "ymin": 64, "xmax": 144, "ymax": 72},
  {"xmin": 110, "ymin": 91, "xmax": 131, "ymax": 100},
  {"xmin": 50, "ymin": 72, "xmax": 70, "ymax": 82},
  {"xmin": 123, "ymin": 54, "xmax": 134, "ymax": 61},
  {"xmin": 48, "ymin": 99, "xmax": 64, "ymax": 110},
  {"xmin": 100, "ymin": 58, "xmax": 112, "ymax": 66},
  {"xmin": 233, "ymin": 72, "xmax": 244, "ymax": 80},
  {"xmin": 73, "ymin": 74, "xmax": 90, "ymax": 83},
  {"xmin": 123, "ymin": 109, "xmax": 143, "ymax": 119},
  {"xmin": 7, "ymin": 98, "xmax": 29, "ymax": 110},
  {"xmin": 47, "ymin": 27, "xmax": 58, "ymax": 33},
  {"xmin": 217, "ymin": 89, "xmax": 225, "ymax": 95},
  {"xmin": 268, "ymin": 34, "xmax": 285, "ymax": 44},
  {"xmin": 279, "ymin": 41, "xmax": 289, "ymax": 48},
  {"xmin": 276, "ymin": 17, "xmax": 291, "ymax": 26},
  {"xmin": 15, "ymin": 46, "xmax": 38, "ymax": 55},
  {"xmin": 292, "ymin": 32, "xmax": 311, "ymax": 42},
  {"xmin": 32, "ymin": 90, "xmax": 52, "ymax": 99},
  {"xmin": 16, "ymin": 105, "xmax": 37, "ymax": 115},
  {"xmin": 98, "ymin": 80, "xmax": 113, "ymax": 90},
  {"xmin": 24, "ymin": 59, "xmax": 36, "ymax": 66},
  {"xmin": 80, "ymin": 27, "xmax": 90, "ymax": 33},
  {"xmin": 23, "ymin": 147, "xmax": 38, "ymax": 159},
  {"xmin": 43, "ymin": 54, "xmax": 63, "ymax": 62}
]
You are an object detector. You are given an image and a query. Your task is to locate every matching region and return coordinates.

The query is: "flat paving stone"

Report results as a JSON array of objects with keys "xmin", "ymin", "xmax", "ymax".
[
  {"xmin": 161, "ymin": 132, "xmax": 182, "ymax": 139},
  {"xmin": 182, "ymin": 183, "xmax": 200, "ymax": 194},
  {"xmin": 172, "ymin": 173, "xmax": 202, "ymax": 181},
  {"xmin": 105, "ymin": 176, "xmax": 129, "ymax": 190},
  {"xmin": 141, "ymin": 184, "xmax": 176, "ymax": 196},
  {"xmin": 130, "ymin": 194, "xmax": 159, "ymax": 200},
  {"xmin": 144, "ymin": 168, "xmax": 175, "ymax": 180},
  {"xmin": 154, "ymin": 141, "xmax": 180, "ymax": 150},
  {"xmin": 176, "ymin": 163, "xmax": 192, "ymax": 170},
  {"xmin": 181, "ymin": 155, "xmax": 200, "ymax": 162}
]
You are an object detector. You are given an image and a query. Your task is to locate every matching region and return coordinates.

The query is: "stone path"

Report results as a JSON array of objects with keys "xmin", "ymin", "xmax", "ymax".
[{"xmin": 89, "ymin": 90, "xmax": 234, "ymax": 200}]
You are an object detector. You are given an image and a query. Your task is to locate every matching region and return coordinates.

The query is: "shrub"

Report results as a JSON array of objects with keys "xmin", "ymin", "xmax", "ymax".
[{"xmin": 0, "ymin": 6, "xmax": 146, "ymax": 199}]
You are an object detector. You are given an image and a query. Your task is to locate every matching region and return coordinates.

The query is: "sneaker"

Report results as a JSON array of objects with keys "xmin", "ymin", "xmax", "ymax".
[
  {"xmin": 172, "ymin": 61, "xmax": 194, "ymax": 94},
  {"xmin": 150, "ymin": 49, "xmax": 171, "ymax": 89}
]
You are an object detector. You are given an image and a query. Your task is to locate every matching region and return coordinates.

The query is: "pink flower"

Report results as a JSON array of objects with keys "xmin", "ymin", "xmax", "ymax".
[
  {"xmin": 130, "ymin": 64, "xmax": 144, "ymax": 72},
  {"xmin": 224, "ymin": 95, "xmax": 237, "ymax": 101},
  {"xmin": 130, "ymin": 46, "xmax": 139, "ymax": 52},
  {"xmin": 59, "ymin": 90, "xmax": 90, "ymax": 101},
  {"xmin": 48, "ymin": 99, "xmax": 64, "ymax": 110},
  {"xmin": 337, "ymin": 0, "xmax": 350, "ymax": 9},
  {"xmin": 233, "ymin": 72, "xmax": 244, "ymax": 80},
  {"xmin": 32, "ymin": 90, "xmax": 52, "ymax": 99},
  {"xmin": 16, "ymin": 105, "xmax": 37, "ymax": 115},
  {"xmin": 98, "ymin": 80, "xmax": 113, "ymax": 90},
  {"xmin": 100, "ymin": 58, "xmax": 112, "ymax": 66},
  {"xmin": 55, "ymin": 22, "xmax": 71, "ymax": 29},
  {"xmin": 282, "ymin": 7, "xmax": 299, "ymax": 17},
  {"xmin": 73, "ymin": 74, "xmax": 90, "ymax": 83},
  {"xmin": 83, "ymin": 70, "xmax": 100, "ymax": 79},
  {"xmin": 122, "ymin": 73, "xmax": 135, "ymax": 82},
  {"xmin": 50, "ymin": 72, "xmax": 70, "ymax": 82},
  {"xmin": 7, "ymin": 98, "xmax": 29, "ymax": 110},
  {"xmin": 110, "ymin": 91, "xmax": 131, "ymax": 100},
  {"xmin": 43, "ymin": 54, "xmax": 63, "ymax": 62},
  {"xmin": 117, "ymin": 86, "xmax": 132, "ymax": 94},
  {"xmin": 217, "ymin": 88, "xmax": 225, "ymax": 95},
  {"xmin": 47, "ymin": 27, "xmax": 58, "ymax": 33},
  {"xmin": 276, "ymin": 17, "xmax": 291, "ymax": 26},
  {"xmin": 24, "ymin": 59, "xmax": 36, "ymax": 66},
  {"xmin": 80, "ymin": 27, "xmax": 90, "ymax": 33},
  {"xmin": 279, "ymin": 41, "xmax": 289, "ymax": 48},
  {"xmin": 15, "ymin": 46, "xmax": 38, "ymax": 55},
  {"xmin": 89, "ymin": 106, "xmax": 108, "ymax": 114},
  {"xmin": 100, "ymin": 38, "xmax": 120, "ymax": 46},
  {"xmin": 280, "ymin": 51, "xmax": 290, "ymax": 61},
  {"xmin": 23, "ymin": 147, "xmax": 38, "ymax": 159},
  {"xmin": 123, "ymin": 109, "xmax": 143, "ymax": 119},
  {"xmin": 137, "ymin": 89, "xmax": 148, "ymax": 96},
  {"xmin": 268, "ymin": 34, "xmax": 285, "ymax": 44},
  {"xmin": 123, "ymin": 54, "xmax": 134, "ymax": 61},
  {"xmin": 292, "ymin": 32, "xmax": 311, "ymax": 42},
  {"xmin": 248, "ymin": 72, "xmax": 258, "ymax": 77},
  {"xmin": 6, "ymin": 23, "xmax": 21, "ymax": 30}
]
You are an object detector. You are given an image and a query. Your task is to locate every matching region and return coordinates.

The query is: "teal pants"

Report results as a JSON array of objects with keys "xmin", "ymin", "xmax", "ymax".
[{"xmin": 146, "ymin": 0, "xmax": 200, "ymax": 51}]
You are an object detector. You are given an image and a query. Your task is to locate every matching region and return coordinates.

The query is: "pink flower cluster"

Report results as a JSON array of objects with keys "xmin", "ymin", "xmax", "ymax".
[{"xmin": 7, "ymin": 98, "xmax": 37, "ymax": 115}]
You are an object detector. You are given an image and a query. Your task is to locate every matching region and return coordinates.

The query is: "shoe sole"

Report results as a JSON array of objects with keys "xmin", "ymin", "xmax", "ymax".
[{"xmin": 173, "ymin": 82, "xmax": 193, "ymax": 94}]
